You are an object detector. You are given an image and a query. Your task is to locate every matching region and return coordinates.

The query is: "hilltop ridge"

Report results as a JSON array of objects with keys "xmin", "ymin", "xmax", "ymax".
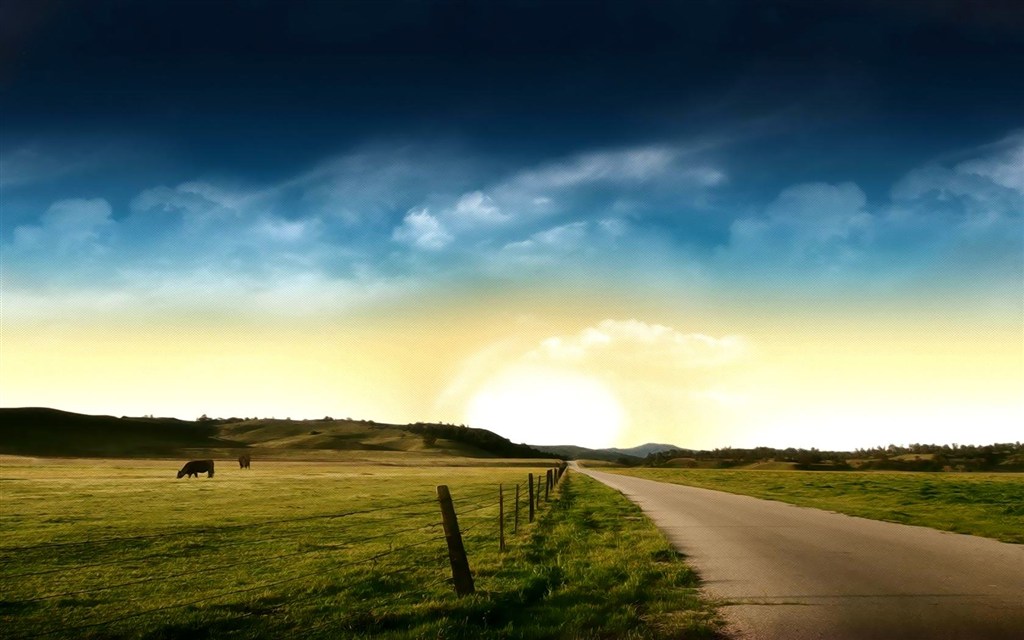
[{"xmin": 0, "ymin": 407, "xmax": 548, "ymax": 460}]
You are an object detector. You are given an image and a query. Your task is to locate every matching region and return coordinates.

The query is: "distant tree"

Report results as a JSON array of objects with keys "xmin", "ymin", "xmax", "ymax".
[
  {"xmin": 422, "ymin": 434, "xmax": 438, "ymax": 447},
  {"xmin": 197, "ymin": 413, "xmax": 211, "ymax": 422}
]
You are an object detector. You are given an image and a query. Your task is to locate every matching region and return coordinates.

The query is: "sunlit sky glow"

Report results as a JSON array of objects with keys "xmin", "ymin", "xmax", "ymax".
[{"xmin": 2, "ymin": 1, "xmax": 1022, "ymax": 450}]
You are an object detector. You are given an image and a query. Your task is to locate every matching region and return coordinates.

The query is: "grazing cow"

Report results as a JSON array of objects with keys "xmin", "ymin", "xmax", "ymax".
[
  {"xmin": 177, "ymin": 460, "xmax": 215, "ymax": 478},
  {"xmin": 238, "ymin": 454, "xmax": 251, "ymax": 469}
]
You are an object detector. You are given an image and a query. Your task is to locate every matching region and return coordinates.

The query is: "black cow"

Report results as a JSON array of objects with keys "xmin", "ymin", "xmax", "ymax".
[
  {"xmin": 238, "ymin": 455, "xmax": 251, "ymax": 469},
  {"xmin": 177, "ymin": 460, "xmax": 215, "ymax": 478}
]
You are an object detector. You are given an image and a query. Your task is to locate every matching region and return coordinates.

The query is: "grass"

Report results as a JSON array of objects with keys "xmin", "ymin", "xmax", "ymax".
[
  {"xmin": 605, "ymin": 467, "xmax": 1024, "ymax": 544},
  {"xmin": 1, "ymin": 456, "xmax": 722, "ymax": 638}
]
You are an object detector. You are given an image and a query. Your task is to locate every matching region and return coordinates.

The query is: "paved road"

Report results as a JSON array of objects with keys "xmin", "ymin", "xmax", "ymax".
[{"xmin": 576, "ymin": 464, "xmax": 1024, "ymax": 640}]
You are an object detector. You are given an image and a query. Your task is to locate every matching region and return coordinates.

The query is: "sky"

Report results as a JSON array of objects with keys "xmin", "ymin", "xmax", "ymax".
[{"xmin": 2, "ymin": 0, "xmax": 1022, "ymax": 450}]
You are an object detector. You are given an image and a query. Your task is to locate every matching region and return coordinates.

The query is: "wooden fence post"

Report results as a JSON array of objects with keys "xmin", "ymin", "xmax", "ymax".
[
  {"xmin": 537, "ymin": 473, "xmax": 543, "ymax": 504},
  {"xmin": 528, "ymin": 473, "xmax": 535, "ymax": 522},
  {"xmin": 545, "ymin": 469, "xmax": 551, "ymax": 501},
  {"xmin": 499, "ymin": 484, "xmax": 506, "ymax": 552},
  {"xmin": 514, "ymin": 484, "xmax": 520, "ymax": 534},
  {"xmin": 436, "ymin": 485, "xmax": 475, "ymax": 596}
]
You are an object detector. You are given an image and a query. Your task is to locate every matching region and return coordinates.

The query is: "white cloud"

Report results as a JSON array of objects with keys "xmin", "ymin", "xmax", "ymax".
[
  {"xmin": 679, "ymin": 166, "xmax": 728, "ymax": 186},
  {"xmin": 392, "ymin": 208, "xmax": 454, "ymax": 250},
  {"xmin": 955, "ymin": 131, "xmax": 1024, "ymax": 193},
  {"xmin": 598, "ymin": 217, "xmax": 629, "ymax": 237},
  {"xmin": 128, "ymin": 181, "xmax": 271, "ymax": 231},
  {"xmin": 724, "ymin": 181, "xmax": 874, "ymax": 268},
  {"xmin": 450, "ymin": 191, "xmax": 508, "ymax": 225},
  {"xmin": 529, "ymin": 319, "xmax": 746, "ymax": 369},
  {"xmin": 251, "ymin": 217, "xmax": 319, "ymax": 243},
  {"xmin": 502, "ymin": 221, "xmax": 588, "ymax": 253},
  {"xmin": 891, "ymin": 133, "xmax": 1024, "ymax": 218},
  {"xmin": 289, "ymin": 145, "xmax": 483, "ymax": 226},
  {"xmin": 516, "ymin": 146, "xmax": 679, "ymax": 189}
]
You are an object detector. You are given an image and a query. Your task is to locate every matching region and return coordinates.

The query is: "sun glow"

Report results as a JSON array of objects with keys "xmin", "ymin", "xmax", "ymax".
[{"xmin": 465, "ymin": 365, "xmax": 625, "ymax": 449}]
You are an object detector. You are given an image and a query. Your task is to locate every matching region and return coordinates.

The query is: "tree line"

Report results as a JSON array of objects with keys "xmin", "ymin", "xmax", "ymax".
[{"xmin": 633, "ymin": 442, "xmax": 1024, "ymax": 472}]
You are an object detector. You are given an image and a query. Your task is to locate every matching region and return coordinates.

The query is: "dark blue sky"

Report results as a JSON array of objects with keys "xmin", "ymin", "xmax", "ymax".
[{"xmin": 4, "ymin": 0, "xmax": 1022, "ymax": 195}]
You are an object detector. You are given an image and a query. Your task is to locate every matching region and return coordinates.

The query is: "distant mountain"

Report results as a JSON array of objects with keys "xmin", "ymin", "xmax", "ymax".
[
  {"xmin": 530, "ymin": 444, "xmax": 633, "ymax": 462},
  {"xmin": 0, "ymin": 407, "xmax": 550, "ymax": 460},
  {"xmin": 531, "ymin": 442, "xmax": 684, "ymax": 462},
  {"xmin": 604, "ymin": 443, "xmax": 683, "ymax": 458}
]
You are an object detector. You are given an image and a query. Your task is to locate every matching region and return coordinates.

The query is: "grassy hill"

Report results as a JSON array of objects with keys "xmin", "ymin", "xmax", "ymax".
[
  {"xmin": 0, "ymin": 408, "xmax": 548, "ymax": 460},
  {"xmin": 0, "ymin": 408, "xmax": 229, "ymax": 457}
]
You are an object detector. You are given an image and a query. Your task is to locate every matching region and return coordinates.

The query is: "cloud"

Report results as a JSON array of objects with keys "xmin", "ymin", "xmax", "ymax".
[
  {"xmin": 502, "ymin": 221, "xmax": 589, "ymax": 254},
  {"xmin": 953, "ymin": 131, "xmax": 1024, "ymax": 193},
  {"xmin": 389, "ymin": 142, "xmax": 727, "ymax": 253},
  {"xmin": 891, "ymin": 132, "xmax": 1024, "ymax": 217},
  {"xmin": 6, "ymin": 131, "xmax": 1022, "ymax": 320},
  {"xmin": 250, "ymin": 217, "xmax": 320, "ymax": 243},
  {"xmin": 449, "ymin": 191, "xmax": 508, "ymax": 225},
  {"xmin": 12, "ymin": 198, "xmax": 114, "ymax": 252},
  {"xmin": 2, "ymin": 261, "xmax": 418, "ymax": 322},
  {"xmin": 390, "ymin": 190, "xmax": 510, "ymax": 251},
  {"xmin": 392, "ymin": 208, "xmax": 454, "ymax": 250},
  {"xmin": 514, "ymin": 146, "xmax": 680, "ymax": 189},
  {"xmin": 712, "ymin": 130, "xmax": 1024, "ymax": 294},
  {"xmin": 129, "ymin": 181, "xmax": 256, "ymax": 228},
  {"xmin": 488, "ymin": 219, "xmax": 643, "ymax": 272},
  {"xmin": 724, "ymin": 181, "xmax": 873, "ymax": 269},
  {"xmin": 529, "ymin": 319, "xmax": 746, "ymax": 369},
  {"xmin": 289, "ymin": 145, "xmax": 484, "ymax": 225}
]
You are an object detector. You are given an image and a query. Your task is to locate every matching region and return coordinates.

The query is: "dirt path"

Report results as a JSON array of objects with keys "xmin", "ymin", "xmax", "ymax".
[{"xmin": 577, "ymin": 464, "xmax": 1024, "ymax": 639}]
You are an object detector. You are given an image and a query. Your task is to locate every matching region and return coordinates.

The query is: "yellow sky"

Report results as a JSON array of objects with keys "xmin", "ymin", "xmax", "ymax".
[{"xmin": 3, "ymin": 283, "xmax": 1021, "ymax": 450}]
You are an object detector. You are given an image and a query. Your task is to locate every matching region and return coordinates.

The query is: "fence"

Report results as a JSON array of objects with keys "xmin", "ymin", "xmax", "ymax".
[{"xmin": 0, "ymin": 462, "xmax": 569, "ymax": 638}]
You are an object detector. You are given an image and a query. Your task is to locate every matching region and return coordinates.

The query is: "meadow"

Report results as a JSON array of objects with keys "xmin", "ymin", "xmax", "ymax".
[
  {"xmin": 0, "ymin": 456, "xmax": 722, "ymax": 639},
  {"xmin": 605, "ymin": 467, "xmax": 1024, "ymax": 544}
]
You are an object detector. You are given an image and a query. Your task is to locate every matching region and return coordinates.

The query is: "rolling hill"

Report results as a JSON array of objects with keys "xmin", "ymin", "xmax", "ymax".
[{"xmin": 0, "ymin": 408, "xmax": 549, "ymax": 459}]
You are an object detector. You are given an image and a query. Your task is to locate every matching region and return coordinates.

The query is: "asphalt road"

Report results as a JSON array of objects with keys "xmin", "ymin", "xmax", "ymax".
[{"xmin": 576, "ymin": 464, "xmax": 1024, "ymax": 640}]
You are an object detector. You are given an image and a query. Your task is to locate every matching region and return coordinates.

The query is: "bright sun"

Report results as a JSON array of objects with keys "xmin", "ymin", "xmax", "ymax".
[{"xmin": 465, "ymin": 365, "xmax": 625, "ymax": 449}]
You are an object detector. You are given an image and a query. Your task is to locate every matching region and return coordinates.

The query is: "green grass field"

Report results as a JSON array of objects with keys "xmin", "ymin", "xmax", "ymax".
[
  {"xmin": 605, "ymin": 467, "xmax": 1024, "ymax": 544},
  {"xmin": 1, "ymin": 456, "xmax": 722, "ymax": 639}
]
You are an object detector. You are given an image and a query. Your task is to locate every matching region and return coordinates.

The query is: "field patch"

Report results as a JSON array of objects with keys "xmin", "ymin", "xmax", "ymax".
[
  {"xmin": 605, "ymin": 468, "xmax": 1024, "ymax": 544},
  {"xmin": 1, "ymin": 456, "xmax": 721, "ymax": 638}
]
